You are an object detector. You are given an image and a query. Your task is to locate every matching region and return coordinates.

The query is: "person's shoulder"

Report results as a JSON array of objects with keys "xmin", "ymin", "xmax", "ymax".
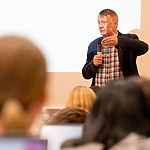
[
  {"xmin": 61, "ymin": 142, "xmax": 103, "ymax": 150},
  {"xmin": 118, "ymin": 31, "xmax": 138, "ymax": 39},
  {"xmin": 110, "ymin": 133, "xmax": 150, "ymax": 150},
  {"xmin": 88, "ymin": 37, "xmax": 102, "ymax": 53},
  {"xmin": 90, "ymin": 36, "xmax": 104, "ymax": 45},
  {"xmin": 90, "ymin": 37, "xmax": 100, "ymax": 43}
]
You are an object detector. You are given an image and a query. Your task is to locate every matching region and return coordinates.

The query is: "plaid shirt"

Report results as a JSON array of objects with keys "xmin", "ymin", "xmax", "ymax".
[{"xmin": 95, "ymin": 46, "xmax": 123, "ymax": 87}]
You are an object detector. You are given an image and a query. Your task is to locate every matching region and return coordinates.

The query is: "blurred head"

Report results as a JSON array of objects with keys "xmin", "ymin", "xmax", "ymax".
[
  {"xmin": 98, "ymin": 9, "xmax": 118, "ymax": 37},
  {"xmin": 83, "ymin": 79, "xmax": 150, "ymax": 149},
  {"xmin": 48, "ymin": 106, "xmax": 89, "ymax": 124},
  {"xmin": 127, "ymin": 76, "xmax": 150, "ymax": 105},
  {"xmin": 0, "ymin": 36, "xmax": 47, "ymax": 134},
  {"xmin": 65, "ymin": 86, "xmax": 96, "ymax": 112}
]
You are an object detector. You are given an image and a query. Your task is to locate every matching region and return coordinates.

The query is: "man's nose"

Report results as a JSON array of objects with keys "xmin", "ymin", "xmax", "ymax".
[
  {"xmin": 99, "ymin": 24, "xmax": 104, "ymax": 28},
  {"xmin": 98, "ymin": 22, "xmax": 104, "ymax": 27}
]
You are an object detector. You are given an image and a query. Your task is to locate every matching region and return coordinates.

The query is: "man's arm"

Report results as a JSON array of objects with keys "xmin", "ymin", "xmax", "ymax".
[
  {"xmin": 82, "ymin": 38, "xmax": 104, "ymax": 79},
  {"xmin": 82, "ymin": 38, "xmax": 100, "ymax": 79},
  {"xmin": 117, "ymin": 34, "xmax": 148, "ymax": 56},
  {"xmin": 101, "ymin": 31, "xmax": 149, "ymax": 56},
  {"xmin": 82, "ymin": 61, "xmax": 96, "ymax": 79}
]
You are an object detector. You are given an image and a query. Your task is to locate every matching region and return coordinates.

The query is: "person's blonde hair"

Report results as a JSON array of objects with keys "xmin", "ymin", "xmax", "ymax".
[
  {"xmin": 0, "ymin": 36, "xmax": 47, "ymax": 131},
  {"xmin": 65, "ymin": 86, "xmax": 96, "ymax": 112}
]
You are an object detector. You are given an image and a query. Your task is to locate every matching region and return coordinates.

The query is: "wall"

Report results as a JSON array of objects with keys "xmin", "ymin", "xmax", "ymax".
[
  {"xmin": 45, "ymin": 72, "xmax": 91, "ymax": 107},
  {"xmin": 44, "ymin": 0, "xmax": 150, "ymax": 107}
]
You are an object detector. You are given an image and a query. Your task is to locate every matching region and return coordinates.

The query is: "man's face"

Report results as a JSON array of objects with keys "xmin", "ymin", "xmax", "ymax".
[{"xmin": 97, "ymin": 14, "xmax": 117, "ymax": 37}]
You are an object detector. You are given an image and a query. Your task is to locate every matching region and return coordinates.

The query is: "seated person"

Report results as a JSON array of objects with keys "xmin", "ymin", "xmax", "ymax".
[
  {"xmin": 65, "ymin": 86, "xmax": 96, "ymax": 112},
  {"xmin": 0, "ymin": 36, "xmax": 47, "ymax": 137},
  {"xmin": 48, "ymin": 106, "xmax": 89, "ymax": 124},
  {"xmin": 61, "ymin": 79, "xmax": 150, "ymax": 150}
]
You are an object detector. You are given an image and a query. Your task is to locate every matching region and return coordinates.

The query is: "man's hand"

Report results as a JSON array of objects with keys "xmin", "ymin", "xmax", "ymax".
[
  {"xmin": 93, "ymin": 54, "xmax": 104, "ymax": 66},
  {"xmin": 101, "ymin": 30, "xmax": 118, "ymax": 46}
]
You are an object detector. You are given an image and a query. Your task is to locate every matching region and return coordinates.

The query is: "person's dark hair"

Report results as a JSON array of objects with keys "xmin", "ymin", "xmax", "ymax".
[
  {"xmin": 62, "ymin": 79, "xmax": 150, "ymax": 149},
  {"xmin": 83, "ymin": 79, "xmax": 150, "ymax": 149},
  {"xmin": 99, "ymin": 9, "xmax": 118, "ymax": 21},
  {"xmin": 127, "ymin": 76, "xmax": 150, "ymax": 105},
  {"xmin": 48, "ymin": 106, "xmax": 89, "ymax": 124}
]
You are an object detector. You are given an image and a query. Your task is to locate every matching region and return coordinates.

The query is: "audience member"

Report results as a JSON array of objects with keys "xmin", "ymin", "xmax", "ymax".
[
  {"xmin": 65, "ymin": 86, "xmax": 96, "ymax": 112},
  {"xmin": 0, "ymin": 36, "xmax": 47, "ymax": 137},
  {"xmin": 61, "ymin": 79, "xmax": 150, "ymax": 150},
  {"xmin": 48, "ymin": 106, "xmax": 89, "ymax": 124}
]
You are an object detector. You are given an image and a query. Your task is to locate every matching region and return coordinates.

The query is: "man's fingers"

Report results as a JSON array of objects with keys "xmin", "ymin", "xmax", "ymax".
[
  {"xmin": 102, "ymin": 38, "xmax": 115, "ymax": 46},
  {"xmin": 101, "ymin": 37, "xmax": 113, "ymax": 44},
  {"xmin": 94, "ymin": 55, "xmax": 104, "ymax": 61}
]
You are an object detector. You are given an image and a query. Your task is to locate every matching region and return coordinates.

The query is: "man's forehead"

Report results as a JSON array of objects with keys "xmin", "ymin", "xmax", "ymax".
[{"xmin": 98, "ymin": 15, "xmax": 106, "ymax": 20}]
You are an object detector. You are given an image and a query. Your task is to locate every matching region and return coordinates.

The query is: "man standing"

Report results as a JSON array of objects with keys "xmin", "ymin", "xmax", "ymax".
[{"xmin": 82, "ymin": 9, "xmax": 148, "ymax": 87}]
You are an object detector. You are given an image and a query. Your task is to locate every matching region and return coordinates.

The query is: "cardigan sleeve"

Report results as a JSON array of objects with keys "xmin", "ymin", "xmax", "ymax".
[
  {"xmin": 82, "ymin": 39, "xmax": 99, "ymax": 79},
  {"xmin": 117, "ymin": 33, "xmax": 149, "ymax": 56}
]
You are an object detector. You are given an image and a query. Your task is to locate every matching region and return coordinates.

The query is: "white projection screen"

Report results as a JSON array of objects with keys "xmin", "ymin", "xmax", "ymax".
[{"xmin": 0, "ymin": 0, "xmax": 141, "ymax": 72}]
